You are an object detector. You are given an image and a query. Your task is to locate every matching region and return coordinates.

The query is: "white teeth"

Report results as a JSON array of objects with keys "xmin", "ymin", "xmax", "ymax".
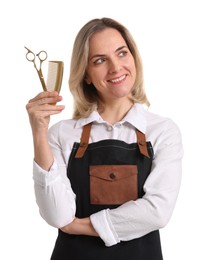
[{"xmin": 110, "ymin": 75, "xmax": 126, "ymax": 83}]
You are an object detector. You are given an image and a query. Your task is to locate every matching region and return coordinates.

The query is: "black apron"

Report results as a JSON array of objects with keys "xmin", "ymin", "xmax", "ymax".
[{"xmin": 51, "ymin": 123, "xmax": 163, "ymax": 260}]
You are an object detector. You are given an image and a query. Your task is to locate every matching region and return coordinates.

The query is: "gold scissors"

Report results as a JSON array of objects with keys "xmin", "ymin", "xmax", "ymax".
[{"xmin": 25, "ymin": 47, "xmax": 48, "ymax": 91}]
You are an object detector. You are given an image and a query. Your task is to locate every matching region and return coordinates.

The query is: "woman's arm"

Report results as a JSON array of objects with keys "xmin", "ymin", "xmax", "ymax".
[
  {"xmin": 27, "ymin": 91, "xmax": 76, "ymax": 227},
  {"xmin": 26, "ymin": 91, "xmax": 64, "ymax": 170}
]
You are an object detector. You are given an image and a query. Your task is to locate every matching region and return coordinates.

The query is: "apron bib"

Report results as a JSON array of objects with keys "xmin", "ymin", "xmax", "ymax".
[{"xmin": 51, "ymin": 123, "xmax": 163, "ymax": 260}]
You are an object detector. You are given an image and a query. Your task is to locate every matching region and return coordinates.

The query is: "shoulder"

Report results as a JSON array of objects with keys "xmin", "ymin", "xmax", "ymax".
[
  {"xmin": 49, "ymin": 118, "xmax": 78, "ymax": 136},
  {"xmin": 48, "ymin": 109, "xmax": 101, "ymax": 138},
  {"xmin": 133, "ymin": 103, "xmax": 181, "ymax": 134},
  {"xmin": 48, "ymin": 118, "xmax": 82, "ymax": 147},
  {"xmin": 146, "ymin": 110, "xmax": 178, "ymax": 129},
  {"xmin": 142, "ymin": 108, "xmax": 182, "ymax": 146},
  {"xmin": 144, "ymin": 110, "xmax": 183, "ymax": 162}
]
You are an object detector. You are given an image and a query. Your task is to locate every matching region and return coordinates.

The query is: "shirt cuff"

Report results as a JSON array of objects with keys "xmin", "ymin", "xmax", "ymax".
[
  {"xmin": 33, "ymin": 159, "xmax": 60, "ymax": 186},
  {"xmin": 90, "ymin": 209, "xmax": 120, "ymax": 247}
]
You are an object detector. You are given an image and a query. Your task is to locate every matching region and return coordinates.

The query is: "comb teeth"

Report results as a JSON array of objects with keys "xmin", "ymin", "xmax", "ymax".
[{"xmin": 46, "ymin": 61, "xmax": 64, "ymax": 93}]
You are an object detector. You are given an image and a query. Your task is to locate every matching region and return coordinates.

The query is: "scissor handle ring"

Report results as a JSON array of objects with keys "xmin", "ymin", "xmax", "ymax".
[
  {"xmin": 37, "ymin": 50, "xmax": 48, "ymax": 62},
  {"xmin": 26, "ymin": 51, "xmax": 35, "ymax": 62}
]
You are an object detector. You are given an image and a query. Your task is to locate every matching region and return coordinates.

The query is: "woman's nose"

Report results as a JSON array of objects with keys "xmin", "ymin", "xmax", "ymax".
[{"xmin": 108, "ymin": 59, "xmax": 121, "ymax": 74}]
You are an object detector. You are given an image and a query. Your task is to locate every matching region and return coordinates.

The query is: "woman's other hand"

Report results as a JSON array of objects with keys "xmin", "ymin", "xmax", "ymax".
[{"xmin": 61, "ymin": 217, "xmax": 98, "ymax": 237}]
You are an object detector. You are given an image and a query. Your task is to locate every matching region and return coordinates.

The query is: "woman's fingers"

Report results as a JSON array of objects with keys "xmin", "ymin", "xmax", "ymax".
[
  {"xmin": 26, "ymin": 91, "xmax": 65, "ymax": 132},
  {"xmin": 27, "ymin": 91, "xmax": 62, "ymax": 107},
  {"xmin": 27, "ymin": 102, "xmax": 65, "ymax": 113}
]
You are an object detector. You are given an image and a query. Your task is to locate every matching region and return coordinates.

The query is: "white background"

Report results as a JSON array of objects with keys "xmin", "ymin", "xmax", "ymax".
[{"xmin": 1, "ymin": 0, "xmax": 212, "ymax": 259}]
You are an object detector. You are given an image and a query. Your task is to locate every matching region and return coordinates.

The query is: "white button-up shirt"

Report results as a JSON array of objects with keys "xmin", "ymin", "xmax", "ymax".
[{"xmin": 33, "ymin": 103, "xmax": 183, "ymax": 247}]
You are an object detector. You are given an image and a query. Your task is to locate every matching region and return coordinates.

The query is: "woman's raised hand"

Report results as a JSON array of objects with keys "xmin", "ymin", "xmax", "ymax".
[{"xmin": 26, "ymin": 91, "xmax": 65, "ymax": 134}]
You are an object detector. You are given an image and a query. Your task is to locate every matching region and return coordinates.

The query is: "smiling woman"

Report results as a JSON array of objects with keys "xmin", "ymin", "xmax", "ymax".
[
  {"xmin": 86, "ymin": 29, "xmax": 136, "ymax": 108},
  {"xmin": 69, "ymin": 18, "xmax": 150, "ymax": 119},
  {"xmin": 26, "ymin": 17, "xmax": 183, "ymax": 260}
]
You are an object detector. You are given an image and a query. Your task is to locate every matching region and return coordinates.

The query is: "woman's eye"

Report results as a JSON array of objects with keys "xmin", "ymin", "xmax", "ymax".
[
  {"xmin": 119, "ymin": 51, "xmax": 128, "ymax": 57},
  {"xmin": 94, "ymin": 58, "xmax": 105, "ymax": 64}
]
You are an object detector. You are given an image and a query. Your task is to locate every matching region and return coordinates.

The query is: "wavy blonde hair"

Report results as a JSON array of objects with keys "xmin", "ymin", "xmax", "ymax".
[{"xmin": 69, "ymin": 17, "xmax": 150, "ymax": 118}]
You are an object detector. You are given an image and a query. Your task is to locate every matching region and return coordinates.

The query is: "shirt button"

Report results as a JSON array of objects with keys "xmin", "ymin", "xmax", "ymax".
[{"xmin": 107, "ymin": 125, "xmax": 113, "ymax": 131}]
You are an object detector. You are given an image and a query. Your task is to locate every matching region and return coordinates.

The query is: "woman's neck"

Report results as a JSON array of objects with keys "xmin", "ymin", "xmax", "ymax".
[{"xmin": 98, "ymin": 98, "xmax": 134, "ymax": 125}]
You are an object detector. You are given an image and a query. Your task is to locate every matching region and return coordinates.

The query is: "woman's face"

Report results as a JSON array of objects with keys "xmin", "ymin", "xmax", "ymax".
[{"xmin": 86, "ymin": 28, "xmax": 136, "ymax": 104}]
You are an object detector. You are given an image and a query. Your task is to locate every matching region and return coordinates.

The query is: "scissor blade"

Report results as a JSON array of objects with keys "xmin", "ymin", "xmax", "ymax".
[{"xmin": 24, "ymin": 46, "xmax": 33, "ymax": 52}]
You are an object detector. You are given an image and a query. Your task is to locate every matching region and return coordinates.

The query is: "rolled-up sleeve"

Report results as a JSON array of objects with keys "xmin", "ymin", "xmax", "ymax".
[{"xmin": 90, "ymin": 119, "xmax": 183, "ymax": 246}]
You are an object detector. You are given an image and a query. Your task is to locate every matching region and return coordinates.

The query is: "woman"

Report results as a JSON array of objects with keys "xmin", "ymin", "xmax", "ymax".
[{"xmin": 26, "ymin": 18, "xmax": 183, "ymax": 260}]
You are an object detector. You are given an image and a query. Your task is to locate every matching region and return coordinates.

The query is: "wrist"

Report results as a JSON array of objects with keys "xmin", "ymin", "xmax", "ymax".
[
  {"xmin": 32, "ymin": 131, "xmax": 53, "ymax": 171},
  {"xmin": 32, "ymin": 128, "xmax": 48, "ymax": 140},
  {"xmin": 75, "ymin": 218, "xmax": 98, "ymax": 236},
  {"xmin": 61, "ymin": 218, "xmax": 98, "ymax": 237}
]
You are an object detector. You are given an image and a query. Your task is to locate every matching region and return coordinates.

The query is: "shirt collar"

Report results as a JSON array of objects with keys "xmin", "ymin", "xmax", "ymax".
[
  {"xmin": 122, "ymin": 103, "xmax": 147, "ymax": 134},
  {"xmin": 75, "ymin": 110, "xmax": 102, "ymax": 128},
  {"xmin": 75, "ymin": 103, "xmax": 147, "ymax": 134}
]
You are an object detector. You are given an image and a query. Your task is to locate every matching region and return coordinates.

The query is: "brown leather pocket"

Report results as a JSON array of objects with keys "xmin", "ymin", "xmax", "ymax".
[{"xmin": 89, "ymin": 165, "xmax": 138, "ymax": 205}]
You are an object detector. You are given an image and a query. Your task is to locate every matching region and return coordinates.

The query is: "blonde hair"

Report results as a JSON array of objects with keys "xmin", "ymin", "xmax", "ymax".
[{"xmin": 69, "ymin": 17, "xmax": 150, "ymax": 118}]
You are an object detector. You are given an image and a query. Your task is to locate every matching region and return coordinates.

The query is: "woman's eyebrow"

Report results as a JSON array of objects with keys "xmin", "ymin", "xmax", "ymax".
[
  {"xmin": 89, "ymin": 54, "xmax": 106, "ymax": 61},
  {"xmin": 89, "ymin": 45, "xmax": 128, "ymax": 61},
  {"xmin": 115, "ymin": 45, "xmax": 128, "ymax": 52}
]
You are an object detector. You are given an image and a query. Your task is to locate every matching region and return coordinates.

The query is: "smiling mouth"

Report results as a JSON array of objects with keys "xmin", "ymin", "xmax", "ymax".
[{"xmin": 108, "ymin": 75, "xmax": 127, "ymax": 84}]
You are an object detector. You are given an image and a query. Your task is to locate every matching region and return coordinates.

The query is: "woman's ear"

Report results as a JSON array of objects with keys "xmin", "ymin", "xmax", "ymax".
[{"xmin": 84, "ymin": 75, "xmax": 92, "ymax": 85}]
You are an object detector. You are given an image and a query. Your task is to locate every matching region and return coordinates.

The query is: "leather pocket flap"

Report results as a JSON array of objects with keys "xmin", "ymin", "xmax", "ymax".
[{"xmin": 90, "ymin": 165, "xmax": 137, "ymax": 182}]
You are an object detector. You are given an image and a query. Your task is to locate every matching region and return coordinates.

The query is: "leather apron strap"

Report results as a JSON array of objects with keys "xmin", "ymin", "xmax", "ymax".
[
  {"xmin": 75, "ymin": 123, "xmax": 92, "ymax": 158},
  {"xmin": 75, "ymin": 123, "xmax": 150, "ymax": 158},
  {"xmin": 135, "ymin": 129, "xmax": 150, "ymax": 158}
]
